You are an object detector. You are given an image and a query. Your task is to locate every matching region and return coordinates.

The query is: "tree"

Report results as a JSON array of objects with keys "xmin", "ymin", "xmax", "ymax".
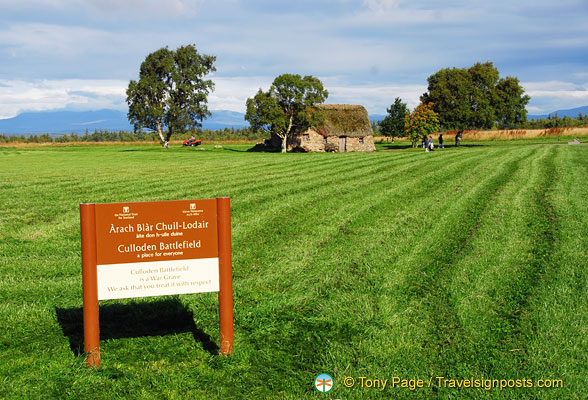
[
  {"xmin": 494, "ymin": 76, "xmax": 530, "ymax": 129},
  {"xmin": 421, "ymin": 62, "xmax": 530, "ymax": 144},
  {"xmin": 379, "ymin": 97, "xmax": 408, "ymax": 142},
  {"xmin": 126, "ymin": 45, "xmax": 216, "ymax": 148},
  {"xmin": 245, "ymin": 74, "xmax": 328, "ymax": 153},
  {"xmin": 404, "ymin": 102, "xmax": 440, "ymax": 147}
]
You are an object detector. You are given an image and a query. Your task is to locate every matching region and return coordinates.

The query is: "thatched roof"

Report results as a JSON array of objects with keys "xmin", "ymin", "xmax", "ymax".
[{"xmin": 312, "ymin": 104, "xmax": 373, "ymax": 137}]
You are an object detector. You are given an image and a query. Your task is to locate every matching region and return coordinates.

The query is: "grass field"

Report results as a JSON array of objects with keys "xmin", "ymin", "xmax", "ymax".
[{"xmin": 0, "ymin": 140, "xmax": 586, "ymax": 399}]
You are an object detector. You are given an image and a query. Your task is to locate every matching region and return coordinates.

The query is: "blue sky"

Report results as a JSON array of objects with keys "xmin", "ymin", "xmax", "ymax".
[{"xmin": 0, "ymin": 0, "xmax": 587, "ymax": 119}]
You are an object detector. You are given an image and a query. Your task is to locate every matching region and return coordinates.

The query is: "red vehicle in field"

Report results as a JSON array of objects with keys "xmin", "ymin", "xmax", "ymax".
[{"xmin": 183, "ymin": 138, "xmax": 202, "ymax": 147}]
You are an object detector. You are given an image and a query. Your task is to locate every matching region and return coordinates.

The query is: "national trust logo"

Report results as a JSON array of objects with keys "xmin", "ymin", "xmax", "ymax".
[
  {"xmin": 183, "ymin": 202, "xmax": 203, "ymax": 217},
  {"xmin": 115, "ymin": 205, "xmax": 137, "ymax": 220}
]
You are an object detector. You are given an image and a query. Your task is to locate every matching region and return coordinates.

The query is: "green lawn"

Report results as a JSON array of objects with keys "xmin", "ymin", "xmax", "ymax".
[{"xmin": 0, "ymin": 141, "xmax": 586, "ymax": 399}]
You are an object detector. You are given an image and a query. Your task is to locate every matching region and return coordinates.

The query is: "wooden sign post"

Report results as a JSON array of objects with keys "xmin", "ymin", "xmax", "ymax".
[{"xmin": 80, "ymin": 197, "xmax": 234, "ymax": 368}]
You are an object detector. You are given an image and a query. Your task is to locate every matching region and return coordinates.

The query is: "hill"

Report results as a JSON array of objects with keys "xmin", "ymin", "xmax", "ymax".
[
  {"xmin": 527, "ymin": 105, "xmax": 588, "ymax": 120},
  {"xmin": 0, "ymin": 109, "xmax": 249, "ymax": 135}
]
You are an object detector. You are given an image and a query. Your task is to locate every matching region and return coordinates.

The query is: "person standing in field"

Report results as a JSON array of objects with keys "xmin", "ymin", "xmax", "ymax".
[
  {"xmin": 438, "ymin": 134, "xmax": 444, "ymax": 148},
  {"xmin": 428, "ymin": 136, "xmax": 434, "ymax": 151}
]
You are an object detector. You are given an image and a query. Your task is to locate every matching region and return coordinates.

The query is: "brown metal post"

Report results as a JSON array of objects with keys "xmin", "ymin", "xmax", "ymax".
[
  {"xmin": 216, "ymin": 197, "xmax": 234, "ymax": 356},
  {"xmin": 80, "ymin": 203, "xmax": 100, "ymax": 368}
]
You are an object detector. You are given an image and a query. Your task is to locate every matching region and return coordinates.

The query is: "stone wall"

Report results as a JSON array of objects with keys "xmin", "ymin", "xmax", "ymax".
[
  {"xmin": 271, "ymin": 130, "xmax": 376, "ymax": 152},
  {"xmin": 321, "ymin": 133, "xmax": 376, "ymax": 152},
  {"xmin": 296, "ymin": 130, "xmax": 326, "ymax": 152},
  {"xmin": 342, "ymin": 135, "xmax": 375, "ymax": 152}
]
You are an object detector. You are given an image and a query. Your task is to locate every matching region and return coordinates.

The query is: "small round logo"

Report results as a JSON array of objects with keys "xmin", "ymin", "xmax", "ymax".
[{"xmin": 315, "ymin": 373, "xmax": 334, "ymax": 393}]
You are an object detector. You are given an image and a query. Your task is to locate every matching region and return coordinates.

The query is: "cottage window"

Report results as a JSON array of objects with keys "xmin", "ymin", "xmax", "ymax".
[
  {"xmin": 323, "ymin": 137, "xmax": 327, "ymax": 144},
  {"xmin": 359, "ymin": 137, "xmax": 364, "ymax": 144},
  {"xmin": 303, "ymin": 134, "xmax": 310, "ymax": 141}
]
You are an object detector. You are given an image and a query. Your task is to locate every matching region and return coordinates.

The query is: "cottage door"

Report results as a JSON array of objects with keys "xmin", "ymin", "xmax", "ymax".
[{"xmin": 339, "ymin": 136, "xmax": 346, "ymax": 152}]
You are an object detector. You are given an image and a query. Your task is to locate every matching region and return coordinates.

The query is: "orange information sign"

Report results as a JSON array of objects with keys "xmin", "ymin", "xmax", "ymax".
[
  {"xmin": 80, "ymin": 197, "xmax": 234, "ymax": 368},
  {"xmin": 94, "ymin": 199, "xmax": 220, "ymax": 300}
]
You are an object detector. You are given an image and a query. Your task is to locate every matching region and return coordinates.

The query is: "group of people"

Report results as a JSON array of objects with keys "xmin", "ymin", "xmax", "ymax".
[{"xmin": 422, "ymin": 134, "xmax": 444, "ymax": 152}]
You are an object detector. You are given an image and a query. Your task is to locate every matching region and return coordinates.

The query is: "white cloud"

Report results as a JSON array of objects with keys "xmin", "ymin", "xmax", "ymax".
[
  {"xmin": 523, "ymin": 80, "xmax": 588, "ymax": 113},
  {"xmin": 85, "ymin": 0, "xmax": 203, "ymax": 19},
  {"xmin": 362, "ymin": 0, "xmax": 406, "ymax": 11},
  {"xmin": 0, "ymin": 22, "xmax": 164, "ymax": 79},
  {"xmin": 325, "ymin": 82, "xmax": 426, "ymax": 114},
  {"xmin": 523, "ymin": 80, "xmax": 586, "ymax": 92},
  {"xmin": 208, "ymin": 76, "xmax": 273, "ymax": 112},
  {"xmin": 0, "ymin": 0, "xmax": 70, "ymax": 7},
  {"xmin": 355, "ymin": 0, "xmax": 478, "ymax": 24},
  {"xmin": 573, "ymin": 71, "xmax": 588, "ymax": 80},
  {"xmin": 0, "ymin": 23, "xmax": 120, "ymax": 57},
  {"xmin": 0, "ymin": 79, "xmax": 128, "ymax": 119},
  {"xmin": 0, "ymin": 0, "xmax": 203, "ymax": 18},
  {"xmin": 526, "ymin": 105, "xmax": 543, "ymax": 114},
  {"xmin": 545, "ymin": 37, "xmax": 588, "ymax": 47}
]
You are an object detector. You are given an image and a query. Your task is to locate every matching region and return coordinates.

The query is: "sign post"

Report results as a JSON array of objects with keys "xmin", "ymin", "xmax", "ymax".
[
  {"xmin": 80, "ymin": 203, "xmax": 100, "ymax": 367},
  {"xmin": 80, "ymin": 198, "xmax": 234, "ymax": 368},
  {"xmin": 216, "ymin": 197, "xmax": 234, "ymax": 356}
]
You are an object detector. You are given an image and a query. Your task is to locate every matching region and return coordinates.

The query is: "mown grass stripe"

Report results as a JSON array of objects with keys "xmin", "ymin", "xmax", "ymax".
[
  {"xmin": 414, "ymin": 148, "xmax": 539, "ymax": 371},
  {"xmin": 518, "ymin": 146, "xmax": 588, "ymax": 399},
  {"xmin": 359, "ymin": 147, "xmax": 538, "ymax": 380}
]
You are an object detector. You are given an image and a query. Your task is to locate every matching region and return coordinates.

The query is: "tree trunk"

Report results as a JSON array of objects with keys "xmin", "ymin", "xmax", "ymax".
[
  {"xmin": 156, "ymin": 122, "xmax": 168, "ymax": 148},
  {"xmin": 165, "ymin": 127, "xmax": 173, "ymax": 149},
  {"xmin": 281, "ymin": 115, "xmax": 294, "ymax": 153}
]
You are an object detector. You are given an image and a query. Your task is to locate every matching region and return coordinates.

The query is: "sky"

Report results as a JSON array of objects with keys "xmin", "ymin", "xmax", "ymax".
[{"xmin": 0, "ymin": 0, "xmax": 587, "ymax": 119}]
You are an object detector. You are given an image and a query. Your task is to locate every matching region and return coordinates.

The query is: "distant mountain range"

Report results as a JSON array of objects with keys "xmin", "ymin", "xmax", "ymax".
[
  {"xmin": 0, "ymin": 109, "xmax": 249, "ymax": 135},
  {"xmin": 369, "ymin": 114, "xmax": 386, "ymax": 124},
  {"xmin": 1, "ymin": 105, "xmax": 586, "ymax": 135},
  {"xmin": 526, "ymin": 105, "xmax": 588, "ymax": 120},
  {"xmin": 369, "ymin": 106, "xmax": 588, "ymax": 123}
]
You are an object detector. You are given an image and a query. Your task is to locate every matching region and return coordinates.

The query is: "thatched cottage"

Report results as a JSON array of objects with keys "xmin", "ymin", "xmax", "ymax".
[{"xmin": 269, "ymin": 104, "xmax": 376, "ymax": 152}]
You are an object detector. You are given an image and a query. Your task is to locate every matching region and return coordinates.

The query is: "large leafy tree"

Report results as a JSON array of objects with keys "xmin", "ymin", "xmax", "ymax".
[
  {"xmin": 126, "ymin": 45, "xmax": 216, "ymax": 148},
  {"xmin": 404, "ymin": 102, "xmax": 440, "ymax": 147},
  {"xmin": 421, "ymin": 62, "xmax": 530, "ymax": 144},
  {"xmin": 494, "ymin": 76, "xmax": 530, "ymax": 129},
  {"xmin": 245, "ymin": 74, "xmax": 328, "ymax": 153},
  {"xmin": 379, "ymin": 97, "xmax": 407, "ymax": 141}
]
